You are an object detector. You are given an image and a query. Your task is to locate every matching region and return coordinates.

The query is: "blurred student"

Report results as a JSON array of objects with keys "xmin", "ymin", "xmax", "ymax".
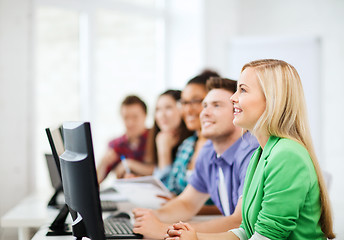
[
  {"xmin": 97, "ymin": 95, "xmax": 149, "ymax": 183},
  {"xmin": 166, "ymin": 70, "xmax": 220, "ymax": 195},
  {"xmin": 132, "ymin": 77, "xmax": 259, "ymax": 239},
  {"xmin": 166, "ymin": 59, "xmax": 335, "ymax": 240},
  {"xmin": 124, "ymin": 90, "xmax": 193, "ymax": 179},
  {"xmin": 148, "ymin": 90, "xmax": 193, "ymax": 182}
]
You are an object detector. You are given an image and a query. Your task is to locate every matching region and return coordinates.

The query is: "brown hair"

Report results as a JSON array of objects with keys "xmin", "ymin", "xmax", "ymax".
[
  {"xmin": 121, "ymin": 95, "xmax": 147, "ymax": 114},
  {"xmin": 206, "ymin": 77, "xmax": 237, "ymax": 93},
  {"xmin": 187, "ymin": 69, "xmax": 220, "ymax": 86}
]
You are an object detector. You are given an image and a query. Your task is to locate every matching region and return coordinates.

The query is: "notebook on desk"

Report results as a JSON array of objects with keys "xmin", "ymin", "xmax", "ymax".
[
  {"xmin": 59, "ymin": 121, "xmax": 142, "ymax": 239},
  {"xmin": 114, "ymin": 176, "xmax": 172, "ymax": 209}
]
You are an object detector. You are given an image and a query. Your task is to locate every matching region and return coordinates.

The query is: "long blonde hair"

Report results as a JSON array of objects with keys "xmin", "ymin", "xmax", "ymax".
[{"xmin": 242, "ymin": 59, "xmax": 335, "ymax": 239}]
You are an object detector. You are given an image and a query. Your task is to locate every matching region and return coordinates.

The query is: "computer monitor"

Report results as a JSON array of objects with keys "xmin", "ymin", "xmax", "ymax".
[
  {"xmin": 59, "ymin": 121, "xmax": 106, "ymax": 240},
  {"xmin": 45, "ymin": 153, "xmax": 63, "ymax": 197},
  {"xmin": 45, "ymin": 126, "xmax": 65, "ymax": 178},
  {"xmin": 45, "ymin": 126, "xmax": 66, "ymax": 208},
  {"xmin": 45, "ymin": 126, "xmax": 72, "ymax": 236},
  {"xmin": 46, "ymin": 125, "xmax": 119, "ymax": 211}
]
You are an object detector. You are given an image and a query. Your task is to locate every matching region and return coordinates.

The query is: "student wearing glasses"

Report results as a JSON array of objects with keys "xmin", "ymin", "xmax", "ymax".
[
  {"xmin": 166, "ymin": 70, "xmax": 220, "ymax": 195},
  {"xmin": 165, "ymin": 59, "xmax": 335, "ymax": 240},
  {"xmin": 132, "ymin": 77, "xmax": 259, "ymax": 239},
  {"xmin": 146, "ymin": 90, "xmax": 194, "ymax": 182}
]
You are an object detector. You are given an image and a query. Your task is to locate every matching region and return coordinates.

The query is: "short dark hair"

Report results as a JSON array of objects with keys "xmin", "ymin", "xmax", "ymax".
[
  {"xmin": 206, "ymin": 77, "xmax": 237, "ymax": 93},
  {"xmin": 187, "ymin": 69, "xmax": 220, "ymax": 86},
  {"xmin": 121, "ymin": 95, "xmax": 147, "ymax": 114}
]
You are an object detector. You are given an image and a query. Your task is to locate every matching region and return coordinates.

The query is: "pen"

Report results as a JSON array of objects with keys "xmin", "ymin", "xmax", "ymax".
[{"xmin": 120, "ymin": 155, "xmax": 131, "ymax": 174}]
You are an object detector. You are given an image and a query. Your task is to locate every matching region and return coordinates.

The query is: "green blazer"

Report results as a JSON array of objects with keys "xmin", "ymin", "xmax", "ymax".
[{"xmin": 240, "ymin": 136, "xmax": 325, "ymax": 239}]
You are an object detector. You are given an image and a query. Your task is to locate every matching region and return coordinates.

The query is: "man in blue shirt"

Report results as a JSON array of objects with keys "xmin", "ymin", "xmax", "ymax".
[{"xmin": 133, "ymin": 77, "xmax": 259, "ymax": 239}]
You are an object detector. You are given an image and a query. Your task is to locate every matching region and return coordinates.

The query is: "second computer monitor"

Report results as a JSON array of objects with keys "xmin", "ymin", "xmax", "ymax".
[{"xmin": 59, "ymin": 121, "xmax": 106, "ymax": 240}]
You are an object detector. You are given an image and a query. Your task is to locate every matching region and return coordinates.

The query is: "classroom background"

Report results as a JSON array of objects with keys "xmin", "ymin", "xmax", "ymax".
[{"xmin": 1, "ymin": 0, "xmax": 344, "ymax": 239}]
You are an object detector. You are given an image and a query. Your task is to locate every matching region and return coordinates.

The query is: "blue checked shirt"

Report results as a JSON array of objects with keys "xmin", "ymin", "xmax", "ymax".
[{"xmin": 166, "ymin": 133, "xmax": 197, "ymax": 195}]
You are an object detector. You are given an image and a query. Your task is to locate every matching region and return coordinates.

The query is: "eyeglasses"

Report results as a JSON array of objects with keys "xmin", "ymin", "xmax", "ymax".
[{"xmin": 180, "ymin": 99, "xmax": 203, "ymax": 108}]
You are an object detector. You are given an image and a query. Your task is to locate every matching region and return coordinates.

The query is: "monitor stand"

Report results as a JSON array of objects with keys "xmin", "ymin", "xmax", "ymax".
[
  {"xmin": 46, "ymin": 204, "xmax": 72, "ymax": 236},
  {"xmin": 47, "ymin": 186, "xmax": 64, "ymax": 209}
]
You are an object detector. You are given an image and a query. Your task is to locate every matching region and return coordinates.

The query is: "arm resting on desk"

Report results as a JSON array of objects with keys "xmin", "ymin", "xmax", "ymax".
[
  {"xmin": 132, "ymin": 185, "xmax": 209, "ymax": 239},
  {"xmin": 155, "ymin": 185, "xmax": 210, "ymax": 222},
  {"xmin": 191, "ymin": 198, "xmax": 242, "ymax": 233}
]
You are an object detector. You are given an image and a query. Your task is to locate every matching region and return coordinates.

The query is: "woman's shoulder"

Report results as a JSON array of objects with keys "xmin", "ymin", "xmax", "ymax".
[
  {"xmin": 273, "ymin": 138, "xmax": 309, "ymax": 157},
  {"xmin": 265, "ymin": 137, "xmax": 319, "ymax": 193},
  {"xmin": 268, "ymin": 137, "xmax": 314, "ymax": 170}
]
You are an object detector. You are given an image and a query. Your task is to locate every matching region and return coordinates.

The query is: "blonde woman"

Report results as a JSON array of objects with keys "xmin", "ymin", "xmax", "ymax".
[{"xmin": 165, "ymin": 59, "xmax": 335, "ymax": 240}]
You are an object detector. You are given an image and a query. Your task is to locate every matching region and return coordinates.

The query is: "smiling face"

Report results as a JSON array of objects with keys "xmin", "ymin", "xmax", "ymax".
[
  {"xmin": 181, "ymin": 83, "xmax": 207, "ymax": 131},
  {"xmin": 155, "ymin": 94, "xmax": 182, "ymax": 132},
  {"xmin": 230, "ymin": 67, "xmax": 266, "ymax": 132},
  {"xmin": 200, "ymin": 89, "xmax": 237, "ymax": 140}
]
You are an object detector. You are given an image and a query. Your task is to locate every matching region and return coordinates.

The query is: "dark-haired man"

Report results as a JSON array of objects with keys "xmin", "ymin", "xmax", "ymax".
[
  {"xmin": 97, "ymin": 95, "xmax": 149, "ymax": 183},
  {"xmin": 132, "ymin": 78, "xmax": 259, "ymax": 239}
]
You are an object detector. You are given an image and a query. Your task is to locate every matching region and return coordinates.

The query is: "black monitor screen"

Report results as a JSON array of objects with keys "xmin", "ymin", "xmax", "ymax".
[
  {"xmin": 45, "ymin": 126, "xmax": 65, "ymax": 210},
  {"xmin": 59, "ymin": 121, "xmax": 105, "ymax": 240},
  {"xmin": 45, "ymin": 126, "xmax": 65, "ymax": 178}
]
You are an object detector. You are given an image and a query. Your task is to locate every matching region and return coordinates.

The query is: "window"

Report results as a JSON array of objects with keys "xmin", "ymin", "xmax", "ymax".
[
  {"xmin": 34, "ymin": 1, "xmax": 166, "ymax": 190},
  {"xmin": 93, "ymin": 8, "xmax": 164, "ymax": 156},
  {"xmin": 35, "ymin": 7, "xmax": 80, "ymax": 189},
  {"xmin": 34, "ymin": 0, "xmax": 204, "ymax": 191}
]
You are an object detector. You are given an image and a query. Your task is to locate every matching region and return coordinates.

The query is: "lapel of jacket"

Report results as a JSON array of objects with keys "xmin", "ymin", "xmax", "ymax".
[{"xmin": 242, "ymin": 136, "xmax": 280, "ymax": 234}]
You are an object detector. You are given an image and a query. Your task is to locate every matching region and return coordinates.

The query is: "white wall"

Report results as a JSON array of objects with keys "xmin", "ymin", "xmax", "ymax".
[
  {"xmin": 0, "ymin": 0, "xmax": 35, "ymax": 217},
  {"xmin": 166, "ymin": 0, "xmax": 205, "ymax": 88},
  {"xmin": 204, "ymin": 0, "xmax": 239, "ymax": 74},
  {"xmin": 205, "ymin": 0, "xmax": 344, "ymax": 237}
]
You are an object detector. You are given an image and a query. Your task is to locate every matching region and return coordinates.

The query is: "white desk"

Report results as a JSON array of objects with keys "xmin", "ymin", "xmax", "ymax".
[
  {"xmin": 3, "ymin": 188, "xmax": 219, "ymax": 240},
  {"xmin": 1, "ymin": 193, "xmax": 60, "ymax": 240},
  {"xmin": 31, "ymin": 226, "xmax": 71, "ymax": 240},
  {"xmin": 31, "ymin": 201, "xmax": 155, "ymax": 240},
  {"xmin": 0, "ymin": 192, "xmax": 127, "ymax": 240},
  {"xmin": 31, "ymin": 215, "xmax": 218, "ymax": 240},
  {"xmin": 31, "ymin": 226, "xmax": 156, "ymax": 240}
]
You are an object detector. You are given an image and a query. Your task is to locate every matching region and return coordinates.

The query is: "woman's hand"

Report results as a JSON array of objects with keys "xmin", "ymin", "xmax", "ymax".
[
  {"xmin": 156, "ymin": 131, "xmax": 179, "ymax": 152},
  {"xmin": 165, "ymin": 222, "xmax": 198, "ymax": 240},
  {"xmin": 156, "ymin": 131, "xmax": 180, "ymax": 168}
]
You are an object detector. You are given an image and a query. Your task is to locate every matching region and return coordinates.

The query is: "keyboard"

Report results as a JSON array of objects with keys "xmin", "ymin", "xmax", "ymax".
[
  {"xmin": 100, "ymin": 187, "xmax": 118, "ymax": 194},
  {"xmin": 104, "ymin": 216, "xmax": 143, "ymax": 239},
  {"xmin": 101, "ymin": 200, "xmax": 118, "ymax": 212}
]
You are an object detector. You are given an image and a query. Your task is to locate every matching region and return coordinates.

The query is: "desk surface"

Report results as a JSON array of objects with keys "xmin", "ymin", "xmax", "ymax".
[
  {"xmin": 31, "ymin": 211, "xmax": 219, "ymax": 240},
  {"xmin": 1, "ymin": 193, "xmax": 59, "ymax": 228},
  {"xmin": 31, "ymin": 216, "xmax": 218, "ymax": 240},
  {"xmin": 30, "ymin": 201, "xmax": 157, "ymax": 240},
  {"xmin": 32, "ymin": 226, "xmax": 156, "ymax": 240},
  {"xmin": 2, "ymin": 190, "xmax": 220, "ymax": 240}
]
